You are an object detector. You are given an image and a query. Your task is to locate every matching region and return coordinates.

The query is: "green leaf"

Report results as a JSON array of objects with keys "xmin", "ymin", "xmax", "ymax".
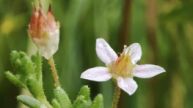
[
  {"xmin": 17, "ymin": 95, "xmax": 44, "ymax": 108},
  {"xmin": 73, "ymin": 85, "xmax": 92, "ymax": 108},
  {"xmin": 78, "ymin": 85, "xmax": 91, "ymax": 101},
  {"xmin": 52, "ymin": 99, "xmax": 61, "ymax": 108},
  {"xmin": 54, "ymin": 87, "xmax": 72, "ymax": 108},
  {"xmin": 4, "ymin": 71, "xmax": 25, "ymax": 88},
  {"xmin": 26, "ymin": 78, "xmax": 46, "ymax": 101},
  {"xmin": 73, "ymin": 95, "xmax": 91, "ymax": 108},
  {"xmin": 10, "ymin": 51, "xmax": 35, "ymax": 83},
  {"xmin": 31, "ymin": 53, "xmax": 42, "ymax": 82},
  {"xmin": 91, "ymin": 94, "xmax": 104, "ymax": 108}
]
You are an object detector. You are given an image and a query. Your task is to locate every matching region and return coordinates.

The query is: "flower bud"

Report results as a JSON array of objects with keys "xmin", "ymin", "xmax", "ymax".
[{"xmin": 28, "ymin": 6, "xmax": 59, "ymax": 59}]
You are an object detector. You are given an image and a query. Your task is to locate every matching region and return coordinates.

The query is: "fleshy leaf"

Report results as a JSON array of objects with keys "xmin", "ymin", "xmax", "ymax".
[
  {"xmin": 52, "ymin": 99, "xmax": 61, "ymax": 108},
  {"xmin": 54, "ymin": 87, "xmax": 72, "ymax": 108},
  {"xmin": 27, "ymin": 78, "xmax": 46, "ymax": 100},
  {"xmin": 10, "ymin": 51, "xmax": 35, "ymax": 83},
  {"xmin": 4, "ymin": 71, "xmax": 25, "ymax": 88},
  {"xmin": 91, "ymin": 94, "xmax": 104, "ymax": 108},
  {"xmin": 31, "ymin": 53, "xmax": 42, "ymax": 82},
  {"xmin": 17, "ymin": 95, "xmax": 44, "ymax": 108},
  {"xmin": 73, "ymin": 95, "xmax": 91, "ymax": 108},
  {"xmin": 78, "ymin": 85, "xmax": 91, "ymax": 101}
]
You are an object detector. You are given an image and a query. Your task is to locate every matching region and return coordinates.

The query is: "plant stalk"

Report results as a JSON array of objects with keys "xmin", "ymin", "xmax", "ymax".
[
  {"xmin": 48, "ymin": 57, "xmax": 60, "ymax": 87},
  {"xmin": 112, "ymin": 83, "xmax": 121, "ymax": 108}
]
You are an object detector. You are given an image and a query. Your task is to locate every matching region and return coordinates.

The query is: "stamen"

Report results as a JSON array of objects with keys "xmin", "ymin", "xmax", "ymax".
[{"xmin": 109, "ymin": 52, "xmax": 134, "ymax": 78}]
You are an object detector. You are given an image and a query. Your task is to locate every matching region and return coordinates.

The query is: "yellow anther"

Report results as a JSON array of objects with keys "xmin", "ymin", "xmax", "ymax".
[{"xmin": 109, "ymin": 53, "xmax": 134, "ymax": 78}]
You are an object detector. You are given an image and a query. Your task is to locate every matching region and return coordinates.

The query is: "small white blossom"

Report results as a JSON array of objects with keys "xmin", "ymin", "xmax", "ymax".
[
  {"xmin": 28, "ymin": 6, "xmax": 59, "ymax": 59},
  {"xmin": 81, "ymin": 38, "xmax": 166, "ymax": 95}
]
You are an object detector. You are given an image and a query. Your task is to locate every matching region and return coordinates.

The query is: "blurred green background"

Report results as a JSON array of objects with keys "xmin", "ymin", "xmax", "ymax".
[{"xmin": 0, "ymin": 0, "xmax": 193, "ymax": 108}]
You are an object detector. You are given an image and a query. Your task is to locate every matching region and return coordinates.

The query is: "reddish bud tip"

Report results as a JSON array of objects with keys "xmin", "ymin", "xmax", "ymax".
[{"xmin": 28, "ymin": 5, "xmax": 60, "ymax": 59}]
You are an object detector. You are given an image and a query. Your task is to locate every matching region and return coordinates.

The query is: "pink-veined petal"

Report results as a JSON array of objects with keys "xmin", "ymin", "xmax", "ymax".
[
  {"xmin": 117, "ymin": 77, "xmax": 138, "ymax": 95},
  {"xmin": 125, "ymin": 43, "xmax": 142, "ymax": 64},
  {"xmin": 96, "ymin": 38, "xmax": 118, "ymax": 65},
  {"xmin": 133, "ymin": 64, "xmax": 166, "ymax": 78},
  {"xmin": 80, "ymin": 67, "xmax": 112, "ymax": 82}
]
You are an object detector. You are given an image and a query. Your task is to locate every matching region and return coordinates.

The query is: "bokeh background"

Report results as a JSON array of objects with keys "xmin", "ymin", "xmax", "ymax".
[{"xmin": 0, "ymin": 0, "xmax": 193, "ymax": 108}]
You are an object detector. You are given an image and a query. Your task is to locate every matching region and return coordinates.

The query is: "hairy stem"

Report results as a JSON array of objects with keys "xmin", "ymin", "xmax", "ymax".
[
  {"xmin": 112, "ymin": 83, "xmax": 121, "ymax": 108},
  {"xmin": 48, "ymin": 57, "xmax": 60, "ymax": 87}
]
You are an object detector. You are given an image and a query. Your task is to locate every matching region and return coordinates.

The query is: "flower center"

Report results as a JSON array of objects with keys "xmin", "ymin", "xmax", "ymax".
[{"xmin": 108, "ymin": 53, "xmax": 134, "ymax": 78}]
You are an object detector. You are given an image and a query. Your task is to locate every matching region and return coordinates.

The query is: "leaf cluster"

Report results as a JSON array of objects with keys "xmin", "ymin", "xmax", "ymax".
[{"xmin": 5, "ymin": 51, "xmax": 104, "ymax": 108}]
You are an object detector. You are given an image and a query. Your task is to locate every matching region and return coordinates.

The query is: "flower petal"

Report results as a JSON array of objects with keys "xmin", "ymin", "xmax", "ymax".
[
  {"xmin": 80, "ymin": 67, "xmax": 112, "ymax": 82},
  {"xmin": 96, "ymin": 38, "xmax": 118, "ymax": 65},
  {"xmin": 133, "ymin": 64, "xmax": 166, "ymax": 78},
  {"xmin": 117, "ymin": 77, "xmax": 138, "ymax": 95},
  {"xmin": 125, "ymin": 43, "xmax": 142, "ymax": 64}
]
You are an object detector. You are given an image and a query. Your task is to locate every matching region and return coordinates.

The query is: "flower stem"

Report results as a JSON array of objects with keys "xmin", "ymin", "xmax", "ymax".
[
  {"xmin": 48, "ymin": 57, "xmax": 60, "ymax": 87},
  {"xmin": 112, "ymin": 82, "xmax": 121, "ymax": 108}
]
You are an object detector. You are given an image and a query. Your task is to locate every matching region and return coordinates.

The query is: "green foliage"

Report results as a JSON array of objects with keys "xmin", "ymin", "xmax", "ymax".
[
  {"xmin": 5, "ymin": 71, "xmax": 25, "ymax": 88},
  {"xmin": 17, "ymin": 95, "xmax": 44, "ymax": 108},
  {"xmin": 5, "ymin": 51, "xmax": 104, "ymax": 108},
  {"xmin": 91, "ymin": 94, "xmax": 104, "ymax": 108},
  {"xmin": 73, "ymin": 86, "xmax": 103, "ymax": 108},
  {"xmin": 78, "ymin": 85, "xmax": 91, "ymax": 101},
  {"xmin": 5, "ymin": 51, "xmax": 52, "ymax": 107},
  {"xmin": 10, "ymin": 51, "xmax": 35, "ymax": 84},
  {"xmin": 73, "ymin": 85, "xmax": 91, "ymax": 108},
  {"xmin": 1, "ymin": 0, "xmax": 193, "ymax": 107},
  {"xmin": 51, "ymin": 99, "xmax": 61, "ymax": 108},
  {"xmin": 53, "ymin": 87, "xmax": 72, "ymax": 108}
]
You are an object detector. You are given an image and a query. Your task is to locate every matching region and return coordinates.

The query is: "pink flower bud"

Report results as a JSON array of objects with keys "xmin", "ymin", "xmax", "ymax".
[{"xmin": 28, "ymin": 6, "xmax": 59, "ymax": 59}]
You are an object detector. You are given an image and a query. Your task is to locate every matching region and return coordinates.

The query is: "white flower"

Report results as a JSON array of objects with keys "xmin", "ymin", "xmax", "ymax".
[
  {"xmin": 81, "ymin": 38, "xmax": 166, "ymax": 95},
  {"xmin": 28, "ymin": 6, "xmax": 60, "ymax": 59}
]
